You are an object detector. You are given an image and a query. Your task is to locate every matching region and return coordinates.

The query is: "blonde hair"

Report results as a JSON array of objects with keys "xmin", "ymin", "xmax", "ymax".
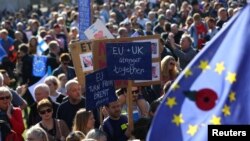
[
  {"xmin": 44, "ymin": 75, "xmax": 60, "ymax": 89},
  {"xmin": 37, "ymin": 98, "xmax": 53, "ymax": 112},
  {"xmin": 72, "ymin": 108, "xmax": 93, "ymax": 134},
  {"xmin": 161, "ymin": 55, "xmax": 179, "ymax": 82}
]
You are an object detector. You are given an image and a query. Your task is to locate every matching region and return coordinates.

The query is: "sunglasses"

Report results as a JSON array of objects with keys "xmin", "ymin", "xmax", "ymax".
[
  {"xmin": 0, "ymin": 96, "xmax": 11, "ymax": 100},
  {"xmin": 39, "ymin": 108, "xmax": 52, "ymax": 115}
]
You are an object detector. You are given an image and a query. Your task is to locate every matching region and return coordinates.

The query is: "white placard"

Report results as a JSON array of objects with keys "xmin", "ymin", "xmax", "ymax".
[
  {"xmin": 84, "ymin": 19, "xmax": 114, "ymax": 39},
  {"xmin": 28, "ymin": 74, "xmax": 48, "ymax": 101}
]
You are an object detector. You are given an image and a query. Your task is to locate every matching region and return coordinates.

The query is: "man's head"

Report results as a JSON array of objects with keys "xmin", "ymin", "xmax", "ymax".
[
  {"xmin": 0, "ymin": 29, "xmax": 8, "ymax": 40},
  {"xmin": 206, "ymin": 17, "xmax": 216, "ymax": 29},
  {"xmin": 60, "ymin": 53, "xmax": 71, "ymax": 67},
  {"xmin": 65, "ymin": 80, "xmax": 81, "ymax": 102},
  {"xmin": 34, "ymin": 83, "xmax": 50, "ymax": 102},
  {"xmin": 48, "ymin": 40, "xmax": 60, "ymax": 54},
  {"xmin": 105, "ymin": 100, "xmax": 121, "ymax": 119},
  {"xmin": 18, "ymin": 43, "xmax": 29, "ymax": 57},
  {"xmin": 180, "ymin": 34, "xmax": 193, "ymax": 50}
]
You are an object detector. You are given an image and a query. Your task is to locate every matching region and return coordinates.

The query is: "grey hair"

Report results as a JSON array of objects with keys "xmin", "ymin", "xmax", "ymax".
[
  {"xmin": 0, "ymin": 86, "xmax": 12, "ymax": 100},
  {"xmin": 34, "ymin": 83, "xmax": 50, "ymax": 96},
  {"xmin": 26, "ymin": 126, "xmax": 48, "ymax": 141},
  {"xmin": 85, "ymin": 129, "xmax": 107, "ymax": 140},
  {"xmin": 65, "ymin": 79, "xmax": 79, "ymax": 92}
]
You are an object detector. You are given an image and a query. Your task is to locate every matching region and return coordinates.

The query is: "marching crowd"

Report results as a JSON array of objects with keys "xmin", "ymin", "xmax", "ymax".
[{"xmin": 0, "ymin": 0, "xmax": 246, "ymax": 141}]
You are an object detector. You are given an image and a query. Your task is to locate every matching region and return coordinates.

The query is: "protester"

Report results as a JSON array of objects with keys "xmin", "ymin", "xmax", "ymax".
[
  {"xmin": 102, "ymin": 100, "xmax": 132, "ymax": 141},
  {"xmin": 34, "ymin": 98, "xmax": 69, "ymax": 141},
  {"xmin": 72, "ymin": 108, "xmax": 95, "ymax": 135},
  {"xmin": 57, "ymin": 79, "xmax": 85, "ymax": 129},
  {"xmin": 0, "ymin": 86, "xmax": 25, "ymax": 141}
]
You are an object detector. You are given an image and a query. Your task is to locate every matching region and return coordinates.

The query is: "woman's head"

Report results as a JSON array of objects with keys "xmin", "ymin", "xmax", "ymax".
[
  {"xmin": 72, "ymin": 108, "xmax": 95, "ymax": 134},
  {"xmin": 161, "ymin": 55, "xmax": 178, "ymax": 81},
  {"xmin": 26, "ymin": 126, "xmax": 48, "ymax": 141},
  {"xmin": 44, "ymin": 76, "xmax": 60, "ymax": 93},
  {"xmin": 37, "ymin": 99, "xmax": 53, "ymax": 120},
  {"xmin": 0, "ymin": 86, "xmax": 12, "ymax": 110}
]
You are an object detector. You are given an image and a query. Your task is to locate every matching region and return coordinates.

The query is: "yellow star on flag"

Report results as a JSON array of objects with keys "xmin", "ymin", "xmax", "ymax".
[
  {"xmin": 210, "ymin": 115, "xmax": 221, "ymax": 125},
  {"xmin": 184, "ymin": 68, "xmax": 193, "ymax": 78},
  {"xmin": 214, "ymin": 62, "xmax": 225, "ymax": 75},
  {"xmin": 171, "ymin": 82, "xmax": 180, "ymax": 91},
  {"xmin": 222, "ymin": 105, "xmax": 231, "ymax": 116},
  {"xmin": 166, "ymin": 97, "xmax": 177, "ymax": 108},
  {"xmin": 187, "ymin": 124, "xmax": 198, "ymax": 136},
  {"xmin": 229, "ymin": 91, "xmax": 236, "ymax": 102},
  {"xmin": 172, "ymin": 114, "xmax": 184, "ymax": 126},
  {"xmin": 226, "ymin": 72, "xmax": 236, "ymax": 84},
  {"xmin": 198, "ymin": 60, "xmax": 210, "ymax": 71}
]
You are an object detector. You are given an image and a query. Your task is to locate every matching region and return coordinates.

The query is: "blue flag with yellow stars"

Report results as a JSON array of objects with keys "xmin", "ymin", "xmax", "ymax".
[{"xmin": 147, "ymin": 3, "xmax": 250, "ymax": 141}]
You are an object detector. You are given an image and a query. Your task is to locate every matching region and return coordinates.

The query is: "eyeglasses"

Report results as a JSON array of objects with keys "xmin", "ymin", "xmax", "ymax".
[
  {"xmin": 39, "ymin": 108, "xmax": 52, "ymax": 115},
  {"xmin": 0, "ymin": 96, "xmax": 11, "ymax": 100}
]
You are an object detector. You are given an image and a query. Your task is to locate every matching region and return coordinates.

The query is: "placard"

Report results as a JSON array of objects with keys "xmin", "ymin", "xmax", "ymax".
[
  {"xmin": 134, "ymin": 62, "xmax": 161, "ymax": 83},
  {"xmin": 69, "ymin": 41, "xmax": 92, "ymax": 87},
  {"xmin": 84, "ymin": 19, "xmax": 114, "ymax": 39},
  {"xmin": 85, "ymin": 68, "xmax": 117, "ymax": 110},
  {"xmin": 78, "ymin": 0, "xmax": 91, "ymax": 40},
  {"xmin": 106, "ymin": 42, "xmax": 152, "ymax": 80},
  {"xmin": 92, "ymin": 35, "xmax": 162, "ymax": 87}
]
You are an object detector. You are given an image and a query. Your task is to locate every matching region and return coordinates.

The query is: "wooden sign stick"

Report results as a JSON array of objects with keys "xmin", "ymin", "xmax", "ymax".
[{"xmin": 127, "ymin": 80, "xmax": 134, "ymax": 130}]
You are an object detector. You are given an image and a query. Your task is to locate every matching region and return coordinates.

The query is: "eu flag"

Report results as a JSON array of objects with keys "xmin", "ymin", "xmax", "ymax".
[{"xmin": 147, "ymin": 3, "xmax": 250, "ymax": 141}]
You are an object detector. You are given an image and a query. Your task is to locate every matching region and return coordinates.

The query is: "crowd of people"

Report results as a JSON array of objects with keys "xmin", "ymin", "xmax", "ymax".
[{"xmin": 0, "ymin": 0, "xmax": 246, "ymax": 141}]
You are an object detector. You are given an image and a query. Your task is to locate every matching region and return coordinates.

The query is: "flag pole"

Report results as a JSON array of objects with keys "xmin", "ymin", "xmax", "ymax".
[{"xmin": 127, "ymin": 80, "xmax": 134, "ymax": 130}]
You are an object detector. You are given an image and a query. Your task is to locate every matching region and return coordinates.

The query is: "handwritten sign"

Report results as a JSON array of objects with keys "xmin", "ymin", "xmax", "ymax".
[
  {"xmin": 84, "ymin": 19, "xmax": 114, "ymax": 39},
  {"xmin": 69, "ymin": 41, "xmax": 92, "ymax": 87},
  {"xmin": 78, "ymin": 0, "xmax": 91, "ymax": 40},
  {"xmin": 106, "ymin": 42, "xmax": 152, "ymax": 80},
  {"xmin": 85, "ymin": 68, "xmax": 117, "ymax": 110}
]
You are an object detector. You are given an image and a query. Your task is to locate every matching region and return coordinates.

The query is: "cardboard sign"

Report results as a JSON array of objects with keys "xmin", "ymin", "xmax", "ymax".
[
  {"xmin": 84, "ymin": 19, "xmax": 114, "ymax": 39},
  {"xmin": 78, "ymin": 0, "xmax": 91, "ymax": 40},
  {"xmin": 106, "ymin": 42, "xmax": 152, "ymax": 80},
  {"xmin": 69, "ymin": 41, "xmax": 92, "ymax": 87},
  {"xmin": 92, "ymin": 35, "xmax": 162, "ymax": 87},
  {"xmin": 85, "ymin": 68, "xmax": 117, "ymax": 110}
]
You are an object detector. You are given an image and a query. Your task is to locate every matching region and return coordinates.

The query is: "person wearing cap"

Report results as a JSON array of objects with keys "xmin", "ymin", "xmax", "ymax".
[{"xmin": 153, "ymin": 14, "xmax": 166, "ymax": 35}]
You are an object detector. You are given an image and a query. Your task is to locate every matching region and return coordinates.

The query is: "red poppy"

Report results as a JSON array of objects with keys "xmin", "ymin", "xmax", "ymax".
[{"xmin": 195, "ymin": 88, "xmax": 218, "ymax": 111}]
